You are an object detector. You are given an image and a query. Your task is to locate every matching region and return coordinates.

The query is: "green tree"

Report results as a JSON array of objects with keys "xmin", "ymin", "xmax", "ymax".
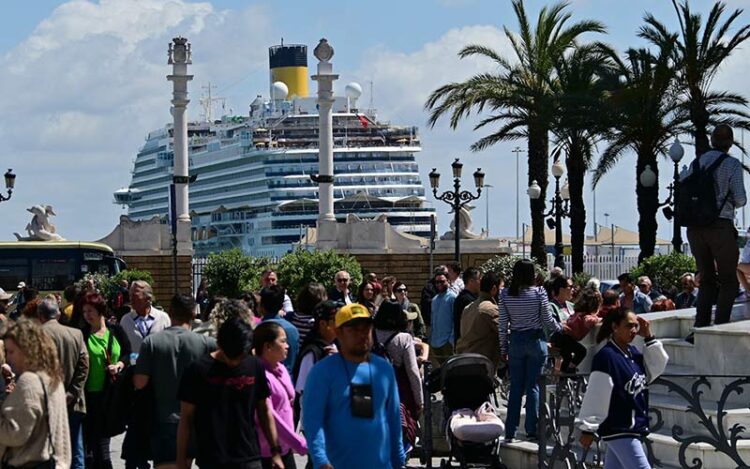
[
  {"xmin": 594, "ymin": 44, "xmax": 686, "ymax": 262},
  {"xmin": 275, "ymin": 248, "xmax": 363, "ymax": 299},
  {"xmin": 640, "ymin": 1, "xmax": 750, "ymax": 157},
  {"xmin": 480, "ymin": 255, "xmax": 546, "ymax": 285},
  {"xmin": 550, "ymin": 43, "xmax": 618, "ymax": 273},
  {"xmin": 202, "ymin": 248, "xmax": 269, "ymax": 298},
  {"xmin": 425, "ymin": 0, "xmax": 605, "ymax": 266}
]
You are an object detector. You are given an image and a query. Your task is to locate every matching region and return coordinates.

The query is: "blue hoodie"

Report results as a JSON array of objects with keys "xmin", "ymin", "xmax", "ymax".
[{"xmin": 579, "ymin": 338, "xmax": 668, "ymax": 440}]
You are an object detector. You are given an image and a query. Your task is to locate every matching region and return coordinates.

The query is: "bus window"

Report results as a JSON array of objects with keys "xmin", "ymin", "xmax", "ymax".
[{"xmin": 32, "ymin": 258, "xmax": 75, "ymax": 291}]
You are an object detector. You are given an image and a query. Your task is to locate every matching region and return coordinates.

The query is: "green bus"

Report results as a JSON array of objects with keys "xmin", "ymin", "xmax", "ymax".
[{"xmin": 0, "ymin": 241, "xmax": 127, "ymax": 292}]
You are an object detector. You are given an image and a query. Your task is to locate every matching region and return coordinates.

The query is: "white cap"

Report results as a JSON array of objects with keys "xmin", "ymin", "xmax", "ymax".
[{"xmin": 17, "ymin": 281, "xmax": 26, "ymax": 289}]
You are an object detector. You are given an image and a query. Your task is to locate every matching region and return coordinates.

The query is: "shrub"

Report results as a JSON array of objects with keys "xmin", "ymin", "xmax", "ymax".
[
  {"xmin": 202, "ymin": 249, "xmax": 270, "ymax": 298},
  {"xmin": 572, "ymin": 272, "xmax": 593, "ymax": 289},
  {"xmin": 275, "ymin": 248, "xmax": 363, "ymax": 298},
  {"xmin": 480, "ymin": 255, "xmax": 546, "ymax": 285},
  {"xmin": 630, "ymin": 253, "xmax": 697, "ymax": 293}
]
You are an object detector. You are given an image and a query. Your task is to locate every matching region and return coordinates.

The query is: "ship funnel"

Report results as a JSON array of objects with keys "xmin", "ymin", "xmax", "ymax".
[{"xmin": 269, "ymin": 43, "xmax": 309, "ymax": 99}]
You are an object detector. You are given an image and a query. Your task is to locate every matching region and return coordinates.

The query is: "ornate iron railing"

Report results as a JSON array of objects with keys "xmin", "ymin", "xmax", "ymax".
[{"xmin": 537, "ymin": 373, "xmax": 750, "ymax": 469}]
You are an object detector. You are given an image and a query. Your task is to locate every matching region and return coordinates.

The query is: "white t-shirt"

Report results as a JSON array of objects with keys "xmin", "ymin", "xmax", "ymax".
[{"xmin": 741, "ymin": 237, "xmax": 750, "ymax": 264}]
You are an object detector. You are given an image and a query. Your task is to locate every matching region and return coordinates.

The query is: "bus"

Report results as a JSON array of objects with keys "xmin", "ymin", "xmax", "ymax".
[{"xmin": 0, "ymin": 241, "xmax": 127, "ymax": 292}]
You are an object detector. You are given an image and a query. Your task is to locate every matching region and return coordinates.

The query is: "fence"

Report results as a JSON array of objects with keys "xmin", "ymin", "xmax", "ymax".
[
  {"xmin": 192, "ymin": 257, "xmax": 207, "ymax": 296},
  {"xmin": 537, "ymin": 372, "xmax": 750, "ymax": 468},
  {"xmin": 548, "ymin": 254, "xmax": 640, "ymax": 279}
]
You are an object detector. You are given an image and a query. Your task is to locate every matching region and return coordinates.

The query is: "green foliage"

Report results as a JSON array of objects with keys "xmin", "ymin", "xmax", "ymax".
[
  {"xmin": 200, "ymin": 248, "xmax": 362, "ymax": 300},
  {"xmin": 480, "ymin": 255, "xmax": 546, "ymax": 285},
  {"xmin": 111, "ymin": 269, "xmax": 154, "ymax": 289},
  {"xmin": 571, "ymin": 272, "xmax": 593, "ymax": 288},
  {"xmin": 275, "ymin": 248, "xmax": 362, "ymax": 298},
  {"xmin": 202, "ymin": 248, "xmax": 271, "ymax": 298},
  {"xmin": 76, "ymin": 269, "xmax": 156, "ymax": 302},
  {"xmin": 630, "ymin": 253, "xmax": 696, "ymax": 293}
]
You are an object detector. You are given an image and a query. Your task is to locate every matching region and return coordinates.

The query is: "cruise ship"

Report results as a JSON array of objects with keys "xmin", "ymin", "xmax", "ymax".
[{"xmin": 115, "ymin": 43, "xmax": 435, "ymax": 258}]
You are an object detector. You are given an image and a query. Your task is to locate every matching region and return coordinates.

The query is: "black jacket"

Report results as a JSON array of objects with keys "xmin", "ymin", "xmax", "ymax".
[
  {"xmin": 328, "ymin": 288, "xmax": 355, "ymax": 305},
  {"xmin": 453, "ymin": 289, "xmax": 477, "ymax": 340}
]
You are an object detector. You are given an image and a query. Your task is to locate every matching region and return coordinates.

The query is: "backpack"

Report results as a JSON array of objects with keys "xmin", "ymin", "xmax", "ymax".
[
  {"xmin": 675, "ymin": 153, "xmax": 729, "ymax": 228},
  {"xmin": 371, "ymin": 331, "xmax": 398, "ymax": 363}
]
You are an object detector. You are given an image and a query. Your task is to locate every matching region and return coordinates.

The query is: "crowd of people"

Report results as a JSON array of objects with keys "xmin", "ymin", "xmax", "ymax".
[{"xmin": 0, "ymin": 260, "xmax": 711, "ymax": 469}]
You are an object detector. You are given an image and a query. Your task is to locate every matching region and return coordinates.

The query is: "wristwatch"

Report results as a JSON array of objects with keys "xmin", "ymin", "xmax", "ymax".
[{"xmin": 270, "ymin": 445, "xmax": 282, "ymax": 456}]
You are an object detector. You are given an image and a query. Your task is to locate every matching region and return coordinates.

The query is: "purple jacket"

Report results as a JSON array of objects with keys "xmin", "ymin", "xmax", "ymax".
[{"xmin": 255, "ymin": 359, "xmax": 308, "ymax": 457}]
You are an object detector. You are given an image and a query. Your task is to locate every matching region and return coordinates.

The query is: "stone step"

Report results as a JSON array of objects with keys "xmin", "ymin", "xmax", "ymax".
[
  {"xmin": 648, "ymin": 431, "xmax": 750, "ymax": 469},
  {"xmin": 648, "ymin": 392, "xmax": 750, "ymax": 439},
  {"xmin": 660, "ymin": 337, "xmax": 694, "ymax": 367}
]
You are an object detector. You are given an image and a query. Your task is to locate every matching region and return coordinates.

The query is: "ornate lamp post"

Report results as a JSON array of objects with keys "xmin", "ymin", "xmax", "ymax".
[
  {"xmin": 640, "ymin": 138, "xmax": 685, "ymax": 253},
  {"xmin": 429, "ymin": 159, "xmax": 484, "ymax": 263},
  {"xmin": 0, "ymin": 169, "xmax": 16, "ymax": 202},
  {"xmin": 528, "ymin": 160, "xmax": 570, "ymax": 269}
]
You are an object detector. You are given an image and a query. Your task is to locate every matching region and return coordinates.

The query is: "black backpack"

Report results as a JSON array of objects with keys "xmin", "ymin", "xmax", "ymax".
[
  {"xmin": 371, "ymin": 331, "xmax": 398, "ymax": 363},
  {"xmin": 676, "ymin": 153, "xmax": 729, "ymax": 228}
]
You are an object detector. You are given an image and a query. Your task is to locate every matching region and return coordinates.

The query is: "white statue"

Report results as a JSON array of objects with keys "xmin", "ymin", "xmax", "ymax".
[
  {"xmin": 14, "ymin": 205, "xmax": 65, "ymax": 241},
  {"xmin": 441, "ymin": 204, "xmax": 488, "ymax": 240}
]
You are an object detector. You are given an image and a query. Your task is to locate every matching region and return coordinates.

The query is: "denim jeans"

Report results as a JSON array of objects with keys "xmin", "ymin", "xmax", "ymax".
[
  {"xmin": 505, "ymin": 329, "xmax": 547, "ymax": 438},
  {"xmin": 605, "ymin": 437, "xmax": 650, "ymax": 469},
  {"xmin": 69, "ymin": 411, "xmax": 85, "ymax": 469}
]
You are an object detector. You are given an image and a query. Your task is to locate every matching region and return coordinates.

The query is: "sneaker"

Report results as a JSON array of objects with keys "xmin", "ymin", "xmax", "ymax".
[
  {"xmin": 526, "ymin": 434, "xmax": 538, "ymax": 442},
  {"xmin": 503, "ymin": 436, "xmax": 518, "ymax": 444}
]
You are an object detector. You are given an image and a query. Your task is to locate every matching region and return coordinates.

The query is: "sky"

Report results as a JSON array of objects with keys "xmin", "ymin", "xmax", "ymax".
[{"xmin": 2, "ymin": 0, "xmax": 750, "ymax": 244}]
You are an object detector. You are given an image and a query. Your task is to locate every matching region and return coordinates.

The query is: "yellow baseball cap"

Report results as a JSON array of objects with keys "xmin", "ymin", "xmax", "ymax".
[{"xmin": 335, "ymin": 303, "xmax": 373, "ymax": 328}]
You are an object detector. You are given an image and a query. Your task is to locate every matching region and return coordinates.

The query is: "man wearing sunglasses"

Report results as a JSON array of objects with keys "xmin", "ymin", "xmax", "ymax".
[{"xmin": 328, "ymin": 271, "xmax": 355, "ymax": 305}]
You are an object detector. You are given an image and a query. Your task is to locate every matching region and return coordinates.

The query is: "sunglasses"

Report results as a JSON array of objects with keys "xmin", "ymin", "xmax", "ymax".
[
  {"xmin": 395, "ymin": 288, "xmax": 407, "ymax": 293},
  {"xmin": 336, "ymin": 278, "xmax": 350, "ymax": 283}
]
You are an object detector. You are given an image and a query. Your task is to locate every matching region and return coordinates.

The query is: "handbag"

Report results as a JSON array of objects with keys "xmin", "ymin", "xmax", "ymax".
[{"xmin": 2, "ymin": 374, "xmax": 57, "ymax": 469}]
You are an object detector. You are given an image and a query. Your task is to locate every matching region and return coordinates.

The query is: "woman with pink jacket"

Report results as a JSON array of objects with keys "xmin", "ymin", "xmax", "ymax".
[{"xmin": 254, "ymin": 321, "xmax": 307, "ymax": 468}]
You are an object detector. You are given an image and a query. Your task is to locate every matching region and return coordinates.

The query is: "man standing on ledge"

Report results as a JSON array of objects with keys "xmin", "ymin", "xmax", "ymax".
[
  {"xmin": 683, "ymin": 125, "xmax": 746, "ymax": 337},
  {"xmin": 303, "ymin": 303, "xmax": 405, "ymax": 469}
]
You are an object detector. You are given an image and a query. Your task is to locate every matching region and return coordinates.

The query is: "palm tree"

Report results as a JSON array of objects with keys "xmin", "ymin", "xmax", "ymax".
[
  {"xmin": 550, "ymin": 43, "xmax": 618, "ymax": 273},
  {"xmin": 640, "ymin": 0, "xmax": 750, "ymax": 157},
  {"xmin": 425, "ymin": 0, "xmax": 606, "ymax": 265},
  {"xmin": 594, "ymin": 44, "xmax": 687, "ymax": 262}
]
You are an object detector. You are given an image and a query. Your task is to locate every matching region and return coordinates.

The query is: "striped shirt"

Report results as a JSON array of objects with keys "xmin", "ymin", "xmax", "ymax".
[
  {"xmin": 499, "ymin": 287, "xmax": 561, "ymax": 354},
  {"xmin": 680, "ymin": 150, "xmax": 747, "ymax": 220},
  {"xmin": 286, "ymin": 312, "xmax": 315, "ymax": 349}
]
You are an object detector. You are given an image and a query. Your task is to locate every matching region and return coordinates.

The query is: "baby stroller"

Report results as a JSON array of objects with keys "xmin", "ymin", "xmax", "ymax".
[{"xmin": 426, "ymin": 354, "xmax": 507, "ymax": 469}]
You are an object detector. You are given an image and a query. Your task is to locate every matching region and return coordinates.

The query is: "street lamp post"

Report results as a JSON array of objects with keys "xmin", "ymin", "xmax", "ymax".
[
  {"xmin": 429, "ymin": 159, "xmax": 484, "ymax": 263},
  {"xmin": 0, "ymin": 169, "xmax": 16, "ymax": 203},
  {"xmin": 484, "ymin": 184, "xmax": 493, "ymax": 236},
  {"xmin": 640, "ymin": 138, "xmax": 685, "ymax": 253},
  {"xmin": 528, "ymin": 160, "xmax": 570, "ymax": 269}
]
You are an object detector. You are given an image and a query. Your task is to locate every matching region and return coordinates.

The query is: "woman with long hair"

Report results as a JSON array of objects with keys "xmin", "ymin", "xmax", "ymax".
[
  {"xmin": 357, "ymin": 281, "xmax": 377, "ymax": 315},
  {"xmin": 286, "ymin": 283, "xmax": 328, "ymax": 349},
  {"xmin": 253, "ymin": 322, "xmax": 307, "ymax": 469},
  {"xmin": 579, "ymin": 309, "xmax": 668, "ymax": 468},
  {"xmin": 393, "ymin": 282, "xmax": 426, "ymax": 341},
  {"xmin": 292, "ymin": 301, "xmax": 338, "ymax": 412},
  {"xmin": 499, "ymin": 259, "xmax": 562, "ymax": 441},
  {"xmin": 373, "ymin": 301, "xmax": 423, "ymax": 451},
  {"xmin": 0, "ymin": 320, "xmax": 71, "ymax": 467},
  {"xmin": 81, "ymin": 292, "xmax": 131, "ymax": 469}
]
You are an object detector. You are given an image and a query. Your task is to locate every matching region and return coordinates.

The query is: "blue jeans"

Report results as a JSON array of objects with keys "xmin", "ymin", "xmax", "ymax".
[
  {"xmin": 69, "ymin": 411, "xmax": 85, "ymax": 469},
  {"xmin": 505, "ymin": 329, "xmax": 547, "ymax": 438},
  {"xmin": 605, "ymin": 437, "xmax": 651, "ymax": 469}
]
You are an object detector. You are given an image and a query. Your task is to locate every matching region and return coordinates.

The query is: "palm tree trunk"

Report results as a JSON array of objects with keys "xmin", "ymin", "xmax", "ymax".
[
  {"xmin": 691, "ymin": 100, "xmax": 711, "ymax": 157},
  {"xmin": 566, "ymin": 142, "xmax": 586, "ymax": 274},
  {"xmin": 636, "ymin": 155, "xmax": 659, "ymax": 263},
  {"xmin": 528, "ymin": 125, "xmax": 549, "ymax": 266}
]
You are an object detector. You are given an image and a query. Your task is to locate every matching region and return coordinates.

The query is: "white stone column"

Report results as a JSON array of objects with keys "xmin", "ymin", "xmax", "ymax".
[
  {"xmin": 167, "ymin": 37, "xmax": 193, "ymax": 223},
  {"xmin": 311, "ymin": 39, "xmax": 338, "ymax": 224}
]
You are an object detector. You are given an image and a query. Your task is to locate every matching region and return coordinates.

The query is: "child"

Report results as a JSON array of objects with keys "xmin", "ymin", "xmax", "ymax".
[{"xmin": 567, "ymin": 288, "xmax": 604, "ymax": 342}]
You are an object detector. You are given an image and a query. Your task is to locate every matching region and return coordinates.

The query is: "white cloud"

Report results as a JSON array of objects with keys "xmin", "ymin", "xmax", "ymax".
[{"xmin": 0, "ymin": 0, "xmax": 274, "ymax": 241}]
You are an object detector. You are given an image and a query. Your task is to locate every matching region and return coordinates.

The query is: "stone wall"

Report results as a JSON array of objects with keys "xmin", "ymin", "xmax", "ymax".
[
  {"xmin": 351, "ymin": 251, "xmax": 500, "ymax": 295},
  {"xmin": 122, "ymin": 255, "xmax": 192, "ymax": 305}
]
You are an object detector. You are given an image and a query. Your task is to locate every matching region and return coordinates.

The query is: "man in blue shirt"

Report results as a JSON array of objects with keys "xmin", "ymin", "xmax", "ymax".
[
  {"xmin": 618, "ymin": 273, "xmax": 652, "ymax": 315},
  {"xmin": 303, "ymin": 303, "xmax": 405, "ymax": 469},
  {"xmin": 430, "ymin": 272, "xmax": 457, "ymax": 367},
  {"xmin": 260, "ymin": 285, "xmax": 299, "ymax": 375}
]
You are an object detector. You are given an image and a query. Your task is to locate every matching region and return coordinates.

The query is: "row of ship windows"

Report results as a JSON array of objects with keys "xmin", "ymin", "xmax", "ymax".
[
  {"xmin": 269, "ymin": 188, "xmax": 424, "ymax": 200},
  {"xmin": 264, "ymin": 152, "xmax": 415, "ymax": 164},
  {"xmin": 268, "ymin": 176, "xmax": 421, "ymax": 188},
  {"xmin": 266, "ymin": 163, "xmax": 418, "ymax": 176}
]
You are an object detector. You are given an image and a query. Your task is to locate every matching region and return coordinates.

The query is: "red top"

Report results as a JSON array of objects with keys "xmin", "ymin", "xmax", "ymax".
[{"xmin": 565, "ymin": 313, "xmax": 600, "ymax": 341}]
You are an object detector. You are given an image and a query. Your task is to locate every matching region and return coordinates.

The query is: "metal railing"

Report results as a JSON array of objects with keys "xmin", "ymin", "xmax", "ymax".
[{"xmin": 537, "ymin": 372, "xmax": 750, "ymax": 468}]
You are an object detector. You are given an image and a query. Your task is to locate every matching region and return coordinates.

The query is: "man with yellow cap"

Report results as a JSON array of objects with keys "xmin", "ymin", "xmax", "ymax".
[{"xmin": 302, "ymin": 303, "xmax": 405, "ymax": 469}]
